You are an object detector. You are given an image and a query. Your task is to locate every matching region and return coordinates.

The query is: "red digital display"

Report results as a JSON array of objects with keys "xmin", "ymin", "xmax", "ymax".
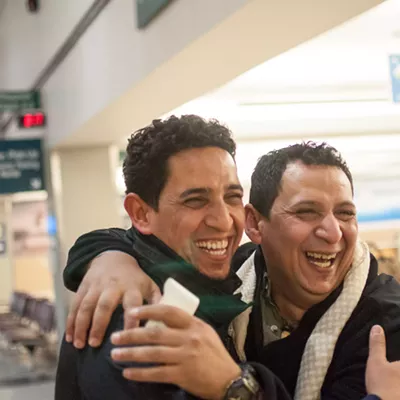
[{"xmin": 18, "ymin": 112, "xmax": 46, "ymax": 128}]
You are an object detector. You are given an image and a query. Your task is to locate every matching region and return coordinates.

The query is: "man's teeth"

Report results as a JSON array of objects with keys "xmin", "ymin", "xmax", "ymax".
[
  {"xmin": 309, "ymin": 260, "xmax": 332, "ymax": 268},
  {"xmin": 196, "ymin": 240, "xmax": 228, "ymax": 249},
  {"xmin": 306, "ymin": 252, "xmax": 337, "ymax": 260},
  {"xmin": 196, "ymin": 239, "xmax": 228, "ymax": 255},
  {"xmin": 306, "ymin": 252, "xmax": 337, "ymax": 268}
]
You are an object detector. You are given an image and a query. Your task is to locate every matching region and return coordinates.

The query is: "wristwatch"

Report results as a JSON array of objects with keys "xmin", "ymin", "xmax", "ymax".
[{"xmin": 223, "ymin": 364, "xmax": 261, "ymax": 400}]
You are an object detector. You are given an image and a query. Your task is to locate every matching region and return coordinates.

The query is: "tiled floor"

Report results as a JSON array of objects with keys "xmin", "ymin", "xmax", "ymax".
[{"xmin": 0, "ymin": 381, "xmax": 54, "ymax": 399}]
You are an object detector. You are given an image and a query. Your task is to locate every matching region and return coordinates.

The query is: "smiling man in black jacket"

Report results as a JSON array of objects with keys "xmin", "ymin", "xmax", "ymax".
[
  {"xmin": 59, "ymin": 119, "xmax": 400, "ymax": 400},
  {"xmin": 56, "ymin": 115, "xmax": 291, "ymax": 400}
]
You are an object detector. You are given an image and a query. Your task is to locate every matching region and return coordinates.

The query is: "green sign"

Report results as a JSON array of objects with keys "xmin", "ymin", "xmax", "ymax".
[
  {"xmin": 136, "ymin": 0, "xmax": 172, "ymax": 29},
  {"xmin": 0, "ymin": 91, "xmax": 41, "ymax": 112},
  {"xmin": 0, "ymin": 139, "xmax": 45, "ymax": 194}
]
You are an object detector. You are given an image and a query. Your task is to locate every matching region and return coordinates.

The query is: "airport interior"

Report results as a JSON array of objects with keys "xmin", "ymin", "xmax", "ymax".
[{"xmin": 1, "ymin": 0, "xmax": 400, "ymax": 398}]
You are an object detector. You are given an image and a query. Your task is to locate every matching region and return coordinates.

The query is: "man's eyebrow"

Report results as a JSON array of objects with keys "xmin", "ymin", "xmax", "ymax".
[
  {"xmin": 179, "ymin": 188, "xmax": 210, "ymax": 198},
  {"xmin": 292, "ymin": 200, "xmax": 356, "ymax": 208},
  {"xmin": 292, "ymin": 201, "xmax": 320, "ymax": 207},
  {"xmin": 227, "ymin": 184, "xmax": 244, "ymax": 192},
  {"xmin": 336, "ymin": 201, "xmax": 356, "ymax": 208},
  {"xmin": 179, "ymin": 184, "xmax": 243, "ymax": 199}
]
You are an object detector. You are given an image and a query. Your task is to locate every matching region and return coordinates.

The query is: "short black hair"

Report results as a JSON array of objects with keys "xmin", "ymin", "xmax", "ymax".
[
  {"xmin": 249, "ymin": 141, "xmax": 354, "ymax": 217},
  {"xmin": 123, "ymin": 114, "xmax": 236, "ymax": 209}
]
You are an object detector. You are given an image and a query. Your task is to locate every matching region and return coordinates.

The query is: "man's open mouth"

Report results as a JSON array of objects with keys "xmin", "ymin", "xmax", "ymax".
[
  {"xmin": 305, "ymin": 251, "xmax": 338, "ymax": 269},
  {"xmin": 196, "ymin": 239, "xmax": 229, "ymax": 256}
]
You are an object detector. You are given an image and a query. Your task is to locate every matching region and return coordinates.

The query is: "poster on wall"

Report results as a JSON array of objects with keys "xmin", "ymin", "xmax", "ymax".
[
  {"xmin": 12, "ymin": 201, "xmax": 50, "ymax": 257},
  {"xmin": 0, "ymin": 138, "xmax": 45, "ymax": 195}
]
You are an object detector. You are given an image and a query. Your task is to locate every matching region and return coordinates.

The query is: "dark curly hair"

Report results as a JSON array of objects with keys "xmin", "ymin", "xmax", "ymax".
[
  {"xmin": 123, "ymin": 114, "xmax": 236, "ymax": 209},
  {"xmin": 250, "ymin": 141, "xmax": 354, "ymax": 218}
]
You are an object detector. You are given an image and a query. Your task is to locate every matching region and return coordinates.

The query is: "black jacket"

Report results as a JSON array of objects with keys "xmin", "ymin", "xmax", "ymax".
[
  {"xmin": 59, "ymin": 228, "xmax": 400, "ymax": 399},
  {"xmin": 56, "ymin": 327, "xmax": 290, "ymax": 400},
  {"xmin": 56, "ymin": 307, "xmax": 201, "ymax": 400},
  {"xmin": 233, "ymin": 243, "xmax": 400, "ymax": 399},
  {"xmin": 56, "ymin": 229, "xmax": 290, "ymax": 400}
]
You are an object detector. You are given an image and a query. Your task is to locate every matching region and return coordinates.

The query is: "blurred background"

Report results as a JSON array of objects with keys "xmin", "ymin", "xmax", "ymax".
[{"xmin": 0, "ymin": 0, "xmax": 399, "ymax": 397}]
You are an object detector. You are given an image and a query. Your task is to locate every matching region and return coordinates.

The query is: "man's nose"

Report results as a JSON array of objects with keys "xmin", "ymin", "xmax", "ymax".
[
  {"xmin": 315, "ymin": 213, "xmax": 343, "ymax": 244},
  {"xmin": 204, "ymin": 201, "xmax": 232, "ymax": 232}
]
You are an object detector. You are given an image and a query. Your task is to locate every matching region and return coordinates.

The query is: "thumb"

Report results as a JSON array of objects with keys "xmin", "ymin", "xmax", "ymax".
[{"xmin": 368, "ymin": 325, "xmax": 387, "ymax": 364}]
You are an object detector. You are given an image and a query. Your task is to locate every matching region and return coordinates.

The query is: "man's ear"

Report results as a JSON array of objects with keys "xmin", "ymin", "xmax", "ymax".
[
  {"xmin": 245, "ymin": 204, "xmax": 263, "ymax": 244},
  {"xmin": 124, "ymin": 193, "xmax": 155, "ymax": 235}
]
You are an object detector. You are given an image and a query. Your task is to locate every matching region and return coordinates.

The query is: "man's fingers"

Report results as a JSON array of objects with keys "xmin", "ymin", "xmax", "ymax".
[
  {"xmin": 123, "ymin": 282, "xmax": 162, "ymax": 330},
  {"xmin": 111, "ymin": 325, "xmax": 182, "ymax": 347},
  {"xmin": 147, "ymin": 283, "xmax": 162, "ymax": 304},
  {"xmin": 72, "ymin": 290, "xmax": 101, "ymax": 348},
  {"xmin": 122, "ymin": 289, "xmax": 143, "ymax": 310},
  {"xmin": 111, "ymin": 345, "xmax": 180, "ymax": 364},
  {"xmin": 88, "ymin": 287, "xmax": 122, "ymax": 347},
  {"xmin": 65, "ymin": 300, "xmax": 79, "ymax": 343},
  {"xmin": 123, "ymin": 290, "xmax": 144, "ymax": 330},
  {"xmin": 125, "ymin": 304, "xmax": 195, "ymax": 330},
  {"xmin": 65, "ymin": 285, "xmax": 88, "ymax": 343},
  {"xmin": 368, "ymin": 325, "xmax": 387, "ymax": 364},
  {"xmin": 122, "ymin": 365, "xmax": 180, "ymax": 384}
]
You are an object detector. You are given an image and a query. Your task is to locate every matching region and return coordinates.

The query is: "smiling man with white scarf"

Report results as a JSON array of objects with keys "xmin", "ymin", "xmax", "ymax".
[{"xmin": 62, "ymin": 141, "xmax": 400, "ymax": 400}]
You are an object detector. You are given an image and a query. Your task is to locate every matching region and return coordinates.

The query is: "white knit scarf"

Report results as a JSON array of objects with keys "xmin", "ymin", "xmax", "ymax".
[{"xmin": 231, "ymin": 241, "xmax": 371, "ymax": 400}]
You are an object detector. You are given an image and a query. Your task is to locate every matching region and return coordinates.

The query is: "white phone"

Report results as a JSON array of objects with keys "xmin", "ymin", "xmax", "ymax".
[{"xmin": 145, "ymin": 278, "xmax": 200, "ymax": 328}]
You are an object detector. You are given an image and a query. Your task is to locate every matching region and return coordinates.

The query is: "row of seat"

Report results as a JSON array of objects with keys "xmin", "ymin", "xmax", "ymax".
[{"xmin": 0, "ymin": 291, "xmax": 56, "ymax": 356}]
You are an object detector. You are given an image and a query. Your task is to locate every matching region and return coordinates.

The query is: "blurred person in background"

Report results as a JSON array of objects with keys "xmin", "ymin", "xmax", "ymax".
[
  {"xmin": 368, "ymin": 242, "xmax": 400, "ymax": 282},
  {"xmin": 378, "ymin": 258, "xmax": 400, "ymax": 283}
]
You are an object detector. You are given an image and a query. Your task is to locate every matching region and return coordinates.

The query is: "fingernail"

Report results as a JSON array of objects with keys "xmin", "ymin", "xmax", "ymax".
[
  {"xmin": 128, "ymin": 308, "xmax": 139, "ymax": 317},
  {"xmin": 66, "ymin": 334, "xmax": 72, "ymax": 343},
  {"xmin": 122, "ymin": 369, "xmax": 132, "ymax": 379},
  {"xmin": 111, "ymin": 348, "xmax": 122, "ymax": 358},
  {"xmin": 111, "ymin": 332, "xmax": 121, "ymax": 343},
  {"xmin": 89, "ymin": 338, "xmax": 100, "ymax": 347},
  {"xmin": 371, "ymin": 325, "xmax": 383, "ymax": 336},
  {"xmin": 74, "ymin": 340, "xmax": 84, "ymax": 349}
]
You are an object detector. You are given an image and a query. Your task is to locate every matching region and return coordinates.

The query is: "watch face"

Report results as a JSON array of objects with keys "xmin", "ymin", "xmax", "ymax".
[
  {"xmin": 243, "ymin": 375, "xmax": 260, "ymax": 395},
  {"xmin": 225, "ymin": 367, "xmax": 260, "ymax": 400},
  {"xmin": 226, "ymin": 381, "xmax": 254, "ymax": 400}
]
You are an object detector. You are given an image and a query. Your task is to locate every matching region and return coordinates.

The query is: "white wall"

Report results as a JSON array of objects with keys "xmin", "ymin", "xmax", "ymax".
[
  {"xmin": 53, "ymin": 145, "xmax": 121, "ymax": 252},
  {"xmin": 0, "ymin": 0, "xmax": 93, "ymax": 89},
  {"xmin": 0, "ymin": 0, "xmax": 247, "ymax": 146},
  {"xmin": 1, "ymin": 0, "xmax": 383, "ymax": 149}
]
